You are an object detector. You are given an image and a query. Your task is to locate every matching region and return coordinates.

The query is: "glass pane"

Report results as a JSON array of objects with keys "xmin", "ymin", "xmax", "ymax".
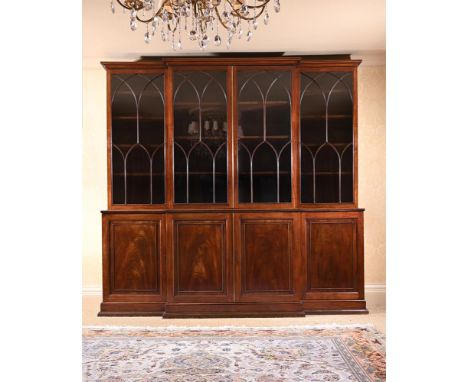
[
  {"xmin": 237, "ymin": 71, "xmax": 292, "ymax": 203},
  {"xmin": 111, "ymin": 73, "xmax": 165, "ymax": 204},
  {"xmin": 300, "ymin": 71, "xmax": 354, "ymax": 203},
  {"xmin": 173, "ymin": 71, "xmax": 228, "ymax": 204}
]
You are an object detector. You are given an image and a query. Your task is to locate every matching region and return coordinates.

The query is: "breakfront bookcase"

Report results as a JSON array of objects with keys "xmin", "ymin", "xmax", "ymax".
[{"xmin": 99, "ymin": 55, "xmax": 366, "ymax": 317}]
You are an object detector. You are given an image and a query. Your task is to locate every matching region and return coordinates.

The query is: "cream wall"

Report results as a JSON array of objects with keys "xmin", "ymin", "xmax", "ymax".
[{"xmin": 82, "ymin": 64, "xmax": 386, "ymax": 289}]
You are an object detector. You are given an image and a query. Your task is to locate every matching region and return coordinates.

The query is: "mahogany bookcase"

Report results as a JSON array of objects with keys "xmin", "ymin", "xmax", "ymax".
[{"xmin": 99, "ymin": 55, "xmax": 367, "ymax": 317}]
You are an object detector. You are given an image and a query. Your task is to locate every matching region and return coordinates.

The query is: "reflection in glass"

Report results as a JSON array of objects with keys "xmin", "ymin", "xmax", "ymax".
[
  {"xmin": 237, "ymin": 71, "xmax": 292, "ymax": 203},
  {"xmin": 300, "ymin": 72, "xmax": 354, "ymax": 203},
  {"xmin": 111, "ymin": 73, "xmax": 165, "ymax": 204}
]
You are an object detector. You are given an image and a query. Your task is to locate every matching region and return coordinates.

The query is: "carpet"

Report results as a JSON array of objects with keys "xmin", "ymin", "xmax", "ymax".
[{"xmin": 82, "ymin": 325, "xmax": 386, "ymax": 382}]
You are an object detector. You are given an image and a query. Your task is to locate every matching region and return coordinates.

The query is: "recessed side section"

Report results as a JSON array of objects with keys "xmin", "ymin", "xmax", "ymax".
[
  {"xmin": 100, "ymin": 214, "xmax": 166, "ymax": 316},
  {"xmin": 302, "ymin": 212, "xmax": 364, "ymax": 302},
  {"xmin": 235, "ymin": 213, "xmax": 301, "ymax": 302},
  {"xmin": 169, "ymin": 214, "xmax": 233, "ymax": 302},
  {"xmin": 109, "ymin": 221, "xmax": 160, "ymax": 293},
  {"xmin": 308, "ymin": 220, "xmax": 356, "ymax": 290}
]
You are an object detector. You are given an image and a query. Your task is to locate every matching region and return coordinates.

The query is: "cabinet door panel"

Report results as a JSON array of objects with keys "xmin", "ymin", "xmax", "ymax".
[
  {"xmin": 110, "ymin": 73, "xmax": 166, "ymax": 205},
  {"xmin": 168, "ymin": 214, "xmax": 232, "ymax": 302},
  {"xmin": 172, "ymin": 70, "xmax": 229, "ymax": 205},
  {"xmin": 109, "ymin": 221, "xmax": 161, "ymax": 294},
  {"xmin": 300, "ymin": 71, "xmax": 355, "ymax": 204},
  {"xmin": 236, "ymin": 70, "xmax": 293, "ymax": 206},
  {"xmin": 303, "ymin": 214, "xmax": 363, "ymax": 300},
  {"xmin": 235, "ymin": 213, "xmax": 301, "ymax": 302}
]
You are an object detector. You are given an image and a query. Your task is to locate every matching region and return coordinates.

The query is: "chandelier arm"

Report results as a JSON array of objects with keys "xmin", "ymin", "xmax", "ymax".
[
  {"xmin": 135, "ymin": 0, "xmax": 170, "ymax": 24},
  {"xmin": 214, "ymin": 7, "xmax": 230, "ymax": 30},
  {"xmin": 229, "ymin": 0, "xmax": 271, "ymax": 8},
  {"xmin": 116, "ymin": 0, "xmax": 134, "ymax": 10},
  {"xmin": 225, "ymin": 0, "xmax": 270, "ymax": 21},
  {"xmin": 247, "ymin": 0, "xmax": 272, "ymax": 9}
]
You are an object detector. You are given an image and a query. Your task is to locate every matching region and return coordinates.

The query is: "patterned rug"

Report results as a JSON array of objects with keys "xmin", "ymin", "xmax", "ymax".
[{"xmin": 83, "ymin": 325, "xmax": 386, "ymax": 382}]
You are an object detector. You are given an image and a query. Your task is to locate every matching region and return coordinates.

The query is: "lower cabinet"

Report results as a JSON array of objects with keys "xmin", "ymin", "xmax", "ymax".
[
  {"xmin": 100, "ymin": 210, "xmax": 366, "ymax": 317},
  {"xmin": 100, "ymin": 214, "xmax": 166, "ymax": 316},
  {"xmin": 234, "ymin": 213, "xmax": 302, "ymax": 303},
  {"xmin": 301, "ymin": 211, "xmax": 366, "ymax": 313},
  {"xmin": 166, "ymin": 213, "xmax": 233, "ymax": 303}
]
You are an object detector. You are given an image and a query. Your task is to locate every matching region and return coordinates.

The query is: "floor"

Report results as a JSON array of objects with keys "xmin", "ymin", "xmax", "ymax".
[{"xmin": 83, "ymin": 295, "xmax": 386, "ymax": 334}]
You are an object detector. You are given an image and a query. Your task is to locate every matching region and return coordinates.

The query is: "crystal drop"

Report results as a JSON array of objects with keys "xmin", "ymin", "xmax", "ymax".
[
  {"xmin": 162, "ymin": 10, "xmax": 169, "ymax": 23},
  {"xmin": 189, "ymin": 30, "xmax": 197, "ymax": 40},
  {"xmin": 214, "ymin": 34, "xmax": 221, "ymax": 46},
  {"xmin": 246, "ymin": 30, "xmax": 252, "ymax": 41},
  {"xmin": 110, "ymin": 1, "xmax": 115, "ymax": 14},
  {"xmin": 238, "ymin": 28, "xmax": 243, "ymax": 39},
  {"xmin": 177, "ymin": 39, "xmax": 182, "ymax": 49},
  {"xmin": 226, "ymin": 39, "xmax": 231, "ymax": 49},
  {"xmin": 253, "ymin": 19, "xmax": 258, "ymax": 30},
  {"xmin": 144, "ymin": 0, "xmax": 152, "ymax": 11},
  {"xmin": 223, "ymin": 11, "xmax": 229, "ymax": 18},
  {"xmin": 199, "ymin": 34, "xmax": 209, "ymax": 49},
  {"xmin": 130, "ymin": 18, "xmax": 137, "ymax": 31},
  {"xmin": 131, "ymin": 8, "xmax": 137, "ymax": 18},
  {"xmin": 274, "ymin": 3, "xmax": 280, "ymax": 12},
  {"xmin": 161, "ymin": 29, "xmax": 167, "ymax": 41},
  {"xmin": 241, "ymin": 5, "xmax": 249, "ymax": 15},
  {"xmin": 144, "ymin": 31, "xmax": 151, "ymax": 43},
  {"xmin": 264, "ymin": 11, "xmax": 269, "ymax": 25}
]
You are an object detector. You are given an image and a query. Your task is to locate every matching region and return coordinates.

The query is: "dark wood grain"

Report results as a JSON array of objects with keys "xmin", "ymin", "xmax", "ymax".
[
  {"xmin": 99, "ymin": 56, "xmax": 367, "ymax": 317},
  {"xmin": 167, "ymin": 213, "xmax": 233, "ymax": 303},
  {"xmin": 307, "ymin": 220, "xmax": 356, "ymax": 290},
  {"xmin": 176, "ymin": 222, "xmax": 224, "ymax": 292},
  {"xmin": 234, "ymin": 212, "xmax": 302, "ymax": 303},
  {"xmin": 111, "ymin": 221, "xmax": 159, "ymax": 292}
]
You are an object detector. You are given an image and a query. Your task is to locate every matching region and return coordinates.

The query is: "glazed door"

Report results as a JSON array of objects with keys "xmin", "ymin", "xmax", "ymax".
[
  {"xmin": 302, "ymin": 212, "xmax": 364, "ymax": 300},
  {"xmin": 299, "ymin": 70, "xmax": 355, "ymax": 205},
  {"xmin": 234, "ymin": 69, "xmax": 295, "ymax": 207},
  {"xmin": 172, "ymin": 69, "xmax": 232, "ymax": 206},
  {"xmin": 234, "ymin": 212, "xmax": 302, "ymax": 302},
  {"xmin": 110, "ymin": 73, "xmax": 166, "ymax": 206},
  {"xmin": 167, "ymin": 213, "xmax": 233, "ymax": 302}
]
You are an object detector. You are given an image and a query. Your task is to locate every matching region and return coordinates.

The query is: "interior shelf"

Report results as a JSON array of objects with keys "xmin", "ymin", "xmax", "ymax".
[
  {"xmin": 175, "ymin": 135, "xmax": 227, "ymax": 140},
  {"xmin": 114, "ymin": 173, "xmax": 165, "ymax": 176},
  {"xmin": 239, "ymin": 171, "xmax": 290, "ymax": 175},
  {"xmin": 112, "ymin": 115, "xmax": 164, "ymax": 121},
  {"xmin": 175, "ymin": 172, "xmax": 227, "ymax": 175},
  {"xmin": 301, "ymin": 114, "xmax": 352, "ymax": 119},
  {"xmin": 113, "ymin": 143, "xmax": 164, "ymax": 148},
  {"xmin": 239, "ymin": 135, "xmax": 290, "ymax": 140},
  {"xmin": 301, "ymin": 142, "xmax": 352, "ymax": 147},
  {"xmin": 302, "ymin": 171, "xmax": 353, "ymax": 175}
]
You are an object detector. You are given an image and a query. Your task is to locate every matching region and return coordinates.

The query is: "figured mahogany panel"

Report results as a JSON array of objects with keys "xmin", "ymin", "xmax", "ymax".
[
  {"xmin": 170, "ymin": 214, "xmax": 232, "ymax": 301},
  {"xmin": 110, "ymin": 221, "xmax": 159, "ymax": 293},
  {"xmin": 236, "ymin": 213, "xmax": 301, "ymax": 302},
  {"xmin": 306, "ymin": 219, "xmax": 357, "ymax": 291}
]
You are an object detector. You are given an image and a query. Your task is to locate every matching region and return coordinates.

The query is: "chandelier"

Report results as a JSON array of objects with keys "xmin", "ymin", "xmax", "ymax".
[{"xmin": 110, "ymin": 0, "xmax": 280, "ymax": 49}]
